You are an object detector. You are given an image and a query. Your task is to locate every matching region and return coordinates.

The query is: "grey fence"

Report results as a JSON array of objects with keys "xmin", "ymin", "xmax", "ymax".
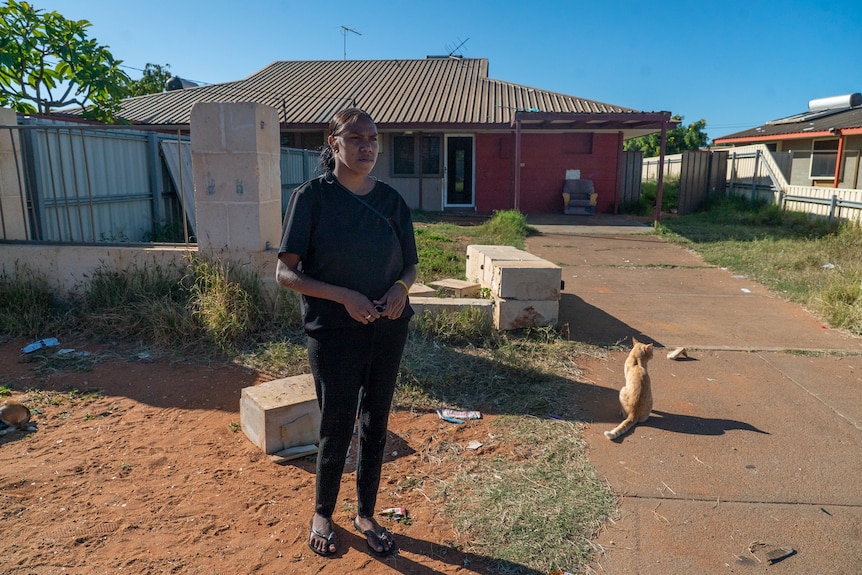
[
  {"xmin": 617, "ymin": 150, "xmax": 643, "ymax": 211},
  {"xmin": 0, "ymin": 117, "xmax": 317, "ymax": 244},
  {"xmin": 642, "ymin": 144, "xmax": 862, "ymax": 222}
]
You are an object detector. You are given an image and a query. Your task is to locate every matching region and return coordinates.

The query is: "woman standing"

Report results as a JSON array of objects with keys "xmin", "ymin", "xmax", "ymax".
[{"xmin": 276, "ymin": 108, "xmax": 418, "ymax": 558}]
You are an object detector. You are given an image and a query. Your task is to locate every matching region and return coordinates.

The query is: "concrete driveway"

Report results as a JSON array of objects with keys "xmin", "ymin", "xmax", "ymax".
[{"xmin": 525, "ymin": 214, "xmax": 862, "ymax": 575}]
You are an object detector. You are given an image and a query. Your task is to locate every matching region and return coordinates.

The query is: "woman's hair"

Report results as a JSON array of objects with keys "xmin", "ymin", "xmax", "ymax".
[{"xmin": 318, "ymin": 108, "xmax": 375, "ymax": 173}]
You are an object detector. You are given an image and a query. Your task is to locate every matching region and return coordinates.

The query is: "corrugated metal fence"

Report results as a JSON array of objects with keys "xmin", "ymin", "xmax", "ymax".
[
  {"xmin": 0, "ymin": 118, "xmax": 317, "ymax": 244},
  {"xmin": 642, "ymin": 145, "xmax": 862, "ymax": 221},
  {"xmin": 642, "ymin": 151, "xmax": 727, "ymax": 215}
]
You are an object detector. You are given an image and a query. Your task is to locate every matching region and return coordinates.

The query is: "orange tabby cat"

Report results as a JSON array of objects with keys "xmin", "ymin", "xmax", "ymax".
[{"xmin": 604, "ymin": 337, "xmax": 654, "ymax": 440}]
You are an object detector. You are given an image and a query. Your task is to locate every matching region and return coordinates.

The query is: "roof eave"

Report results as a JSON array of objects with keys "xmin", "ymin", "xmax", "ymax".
[
  {"xmin": 511, "ymin": 111, "xmax": 678, "ymax": 132},
  {"xmin": 714, "ymin": 130, "xmax": 835, "ymax": 144}
]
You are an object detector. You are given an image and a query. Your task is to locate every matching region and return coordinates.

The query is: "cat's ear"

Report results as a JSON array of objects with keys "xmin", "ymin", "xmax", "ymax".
[
  {"xmin": 645, "ymin": 343, "xmax": 654, "ymax": 351},
  {"xmin": 631, "ymin": 336, "xmax": 639, "ymax": 346}
]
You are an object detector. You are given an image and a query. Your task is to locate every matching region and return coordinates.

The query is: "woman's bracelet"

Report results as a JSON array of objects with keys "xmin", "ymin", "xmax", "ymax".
[{"xmin": 395, "ymin": 279, "xmax": 410, "ymax": 293}]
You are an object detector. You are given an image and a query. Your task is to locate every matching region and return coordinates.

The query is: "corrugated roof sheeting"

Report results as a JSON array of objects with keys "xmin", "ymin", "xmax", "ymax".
[
  {"xmin": 109, "ymin": 58, "xmax": 646, "ymax": 128},
  {"xmin": 717, "ymin": 106, "xmax": 862, "ymax": 141}
]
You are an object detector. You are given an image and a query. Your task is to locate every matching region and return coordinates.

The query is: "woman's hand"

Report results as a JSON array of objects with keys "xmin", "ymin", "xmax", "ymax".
[
  {"xmin": 374, "ymin": 283, "xmax": 408, "ymax": 320},
  {"xmin": 342, "ymin": 290, "xmax": 381, "ymax": 324}
]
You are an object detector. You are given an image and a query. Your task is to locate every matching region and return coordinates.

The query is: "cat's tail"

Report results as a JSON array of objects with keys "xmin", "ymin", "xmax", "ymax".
[{"xmin": 604, "ymin": 414, "xmax": 635, "ymax": 440}]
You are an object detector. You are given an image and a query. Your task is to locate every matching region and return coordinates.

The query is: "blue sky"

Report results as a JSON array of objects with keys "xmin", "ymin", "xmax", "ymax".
[{"xmin": 33, "ymin": 0, "xmax": 862, "ymax": 139}]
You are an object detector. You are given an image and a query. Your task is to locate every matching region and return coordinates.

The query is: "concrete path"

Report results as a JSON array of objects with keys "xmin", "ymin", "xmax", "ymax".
[{"xmin": 524, "ymin": 214, "xmax": 862, "ymax": 575}]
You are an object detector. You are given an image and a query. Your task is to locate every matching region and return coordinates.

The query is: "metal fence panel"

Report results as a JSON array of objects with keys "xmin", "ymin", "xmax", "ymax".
[
  {"xmin": 26, "ymin": 124, "xmax": 154, "ymax": 242},
  {"xmin": 3, "ymin": 116, "xmax": 315, "ymax": 244},
  {"xmin": 678, "ymin": 150, "xmax": 711, "ymax": 215},
  {"xmin": 617, "ymin": 150, "xmax": 642, "ymax": 210},
  {"xmin": 280, "ymin": 148, "xmax": 321, "ymax": 213}
]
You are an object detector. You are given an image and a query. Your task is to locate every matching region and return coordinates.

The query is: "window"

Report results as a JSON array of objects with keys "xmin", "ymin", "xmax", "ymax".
[
  {"xmin": 392, "ymin": 134, "xmax": 441, "ymax": 176},
  {"xmin": 810, "ymin": 139, "xmax": 839, "ymax": 180}
]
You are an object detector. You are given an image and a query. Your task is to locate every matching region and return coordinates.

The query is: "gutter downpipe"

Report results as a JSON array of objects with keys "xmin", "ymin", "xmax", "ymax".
[
  {"xmin": 417, "ymin": 132, "xmax": 424, "ymax": 208},
  {"xmin": 514, "ymin": 116, "xmax": 522, "ymax": 211},
  {"xmin": 654, "ymin": 118, "xmax": 669, "ymax": 226},
  {"xmin": 833, "ymin": 130, "xmax": 845, "ymax": 188}
]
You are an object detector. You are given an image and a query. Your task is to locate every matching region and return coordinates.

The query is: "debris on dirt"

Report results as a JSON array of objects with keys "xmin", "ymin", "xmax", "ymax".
[
  {"xmin": 439, "ymin": 416, "xmax": 465, "ymax": 424},
  {"xmin": 381, "ymin": 507, "xmax": 411, "ymax": 524},
  {"xmin": 666, "ymin": 347, "xmax": 688, "ymax": 360},
  {"xmin": 466, "ymin": 440, "xmax": 483, "ymax": 450},
  {"xmin": 57, "ymin": 349, "xmax": 90, "ymax": 357},
  {"xmin": 436, "ymin": 407, "xmax": 482, "ymax": 421},
  {"xmin": 268, "ymin": 444, "xmax": 318, "ymax": 464},
  {"xmin": 381, "ymin": 507, "xmax": 407, "ymax": 519},
  {"xmin": 749, "ymin": 541, "xmax": 797, "ymax": 564},
  {"xmin": 21, "ymin": 337, "xmax": 59, "ymax": 354}
]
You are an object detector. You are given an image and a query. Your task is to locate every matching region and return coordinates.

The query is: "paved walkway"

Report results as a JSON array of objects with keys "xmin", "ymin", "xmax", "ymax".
[{"xmin": 524, "ymin": 214, "xmax": 862, "ymax": 575}]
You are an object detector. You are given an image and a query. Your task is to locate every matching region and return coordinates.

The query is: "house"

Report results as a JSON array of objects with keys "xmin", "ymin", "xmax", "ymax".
[
  {"xmin": 713, "ymin": 93, "xmax": 862, "ymax": 190},
  {"xmin": 110, "ymin": 58, "xmax": 675, "ymax": 214}
]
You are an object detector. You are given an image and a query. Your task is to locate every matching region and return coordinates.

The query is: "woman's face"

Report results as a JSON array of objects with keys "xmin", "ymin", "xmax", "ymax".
[{"xmin": 329, "ymin": 116, "xmax": 379, "ymax": 177}]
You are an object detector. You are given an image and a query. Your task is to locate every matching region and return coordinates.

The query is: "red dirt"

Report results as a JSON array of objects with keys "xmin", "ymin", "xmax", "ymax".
[{"xmin": 0, "ymin": 337, "xmax": 514, "ymax": 575}]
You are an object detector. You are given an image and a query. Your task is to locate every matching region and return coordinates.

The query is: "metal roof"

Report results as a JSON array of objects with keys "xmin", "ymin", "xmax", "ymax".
[
  {"xmin": 715, "ymin": 105, "xmax": 862, "ymax": 143},
  {"xmin": 109, "ymin": 58, "xmax": 659, "ymax": 130}
]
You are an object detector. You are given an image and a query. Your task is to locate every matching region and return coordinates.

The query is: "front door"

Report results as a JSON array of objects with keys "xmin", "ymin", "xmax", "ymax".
[{"xmin": 444, "ymin": 135, "xmax": 474, "ymax": 208}]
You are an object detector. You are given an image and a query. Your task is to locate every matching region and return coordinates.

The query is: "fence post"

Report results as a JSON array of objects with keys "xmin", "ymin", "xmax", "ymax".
[
  {"xmin": 751, "ymin": 149, "xmax": 760, "ymax": 203},
  {"xmin": 829, "ymin": 195, "xmax": 837, "ymax": 223},
  {"xmin": 147, "ymin": 132, "xmax": 164, "ymax": 228},
  {"xmin": 729, "ymin": 152, "xmax": 736, "ymax": 196}
]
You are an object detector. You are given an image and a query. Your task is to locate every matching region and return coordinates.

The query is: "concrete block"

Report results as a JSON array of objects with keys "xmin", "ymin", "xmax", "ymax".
[
  {"xmin": 494, "ymin": 297, "xmax": 559, "ymax": 330},
  {"xmin": 408, "ymin": 283, "xmax": 437, "ymax": 297},
  {"xmin": 481, "ymin": 251, "xmax": 543, "ymax": 287},
  {"xmin": 191, "ymin": 102, "xmax": 279, "ymax": 155},
  {"xmin": 465, "ymin": 245, "xmax": 543, "ymax": 287},
  {"xmin": 490, "ymin": 260, "xmax": 562, "ymax": 301},
  {"xmin": 428, "ymin": 278, "xmax": 482, "ymax": 297},
  {"xmin": 240, "ymin": 374, "xmax": 320, "ymax": 455},
  {"xmin": 409, "ymin": 296, "xmax": 494, "ymax": 321},
  {"xmin": 466, "ymin": 245, "xmax": 524, "ymax": 283}
]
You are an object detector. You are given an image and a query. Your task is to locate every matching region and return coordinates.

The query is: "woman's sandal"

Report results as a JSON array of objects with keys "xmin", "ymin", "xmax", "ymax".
[
  {"xmin": 308, "ymin": 519, "xmax": 337, "ymax": 557},
  {"xmin": 353, "ymin": 516, "xmax": 397, "ymax": 557}
]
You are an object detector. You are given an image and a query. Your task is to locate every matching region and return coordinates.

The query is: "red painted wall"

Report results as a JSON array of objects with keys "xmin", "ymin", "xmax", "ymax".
[{"xmin": 475, "ymin": 132, "xmax": 621, "ymax": 214}]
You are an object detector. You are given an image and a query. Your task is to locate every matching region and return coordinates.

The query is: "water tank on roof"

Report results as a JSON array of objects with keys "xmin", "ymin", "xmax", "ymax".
[
  {"xmin": 165, "ymin": 76, "xmax": 199, "ymax": 91},
  {"xmin": 808, "ymin": 93, "xmax": 862, "ymax": 112}
]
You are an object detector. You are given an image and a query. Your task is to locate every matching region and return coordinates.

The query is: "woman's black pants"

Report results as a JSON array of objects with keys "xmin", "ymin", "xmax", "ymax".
[{"xmin": 306, "ymin": 317, "xmax": 410, "ymax": 519}]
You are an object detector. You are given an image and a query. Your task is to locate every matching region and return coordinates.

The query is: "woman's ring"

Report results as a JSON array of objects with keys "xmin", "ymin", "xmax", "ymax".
[{"xmin": 365, "ymin": 314, "xmax": 372, "ymax": 320}]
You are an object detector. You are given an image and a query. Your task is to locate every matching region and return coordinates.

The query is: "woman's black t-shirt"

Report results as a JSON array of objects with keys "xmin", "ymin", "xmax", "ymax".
[{"xmin": 279, "ymin": 173, "xmax": 419, "ymax": 332}]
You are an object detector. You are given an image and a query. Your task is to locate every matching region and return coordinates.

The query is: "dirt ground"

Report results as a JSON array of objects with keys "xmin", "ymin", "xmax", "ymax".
[{"xmin": 0, "ymin": 336, "xmax": 535, "ymax": 575}]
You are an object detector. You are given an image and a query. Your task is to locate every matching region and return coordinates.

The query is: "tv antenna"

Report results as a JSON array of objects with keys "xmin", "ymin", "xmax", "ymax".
[
  {"xmin": 340, "ymin": 25, "xmax": 361, "ymax": 60},
  {"xmin": 445, "ymin": 37, "xmax": 470, "ymax": 57}
]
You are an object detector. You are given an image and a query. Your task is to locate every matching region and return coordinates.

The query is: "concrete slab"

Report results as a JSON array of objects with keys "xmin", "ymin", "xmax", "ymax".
[
  {"xmin": 591, "ymin": 499, "xmax": 862, "ymax": 575},
  {"xmin": 581, "ymin": 351, "xmax": 862, "ymax": 505},
  {"xmin": 534, "ymin": 235, "xmax": 861, "ymax": 353},
  {"xmin": 519, "ymin": 216, "xmax": 862, "ymax": 575}
]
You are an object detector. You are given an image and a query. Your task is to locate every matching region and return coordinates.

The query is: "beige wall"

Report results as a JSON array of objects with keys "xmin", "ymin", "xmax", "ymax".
[
  {"xmin": 0, "ymin": 107, "xmax": 29, "ymax": 240},
  {"xmin": 0, "ymin": 103, "xmax": 282, "ymax": 297},
  {"xmin": 778, "ymin": 136, "xmax": 862, "ymax": 189}
]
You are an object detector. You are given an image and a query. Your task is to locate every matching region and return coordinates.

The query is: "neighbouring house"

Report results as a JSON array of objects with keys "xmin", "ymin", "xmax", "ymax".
[
  {"xmin": 713, "ymin": 93, "xmax": 862, "ymax": 190},
  {"xmin": 108, "ymin": 57, "xmax": 675, "ymax": 215}
]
